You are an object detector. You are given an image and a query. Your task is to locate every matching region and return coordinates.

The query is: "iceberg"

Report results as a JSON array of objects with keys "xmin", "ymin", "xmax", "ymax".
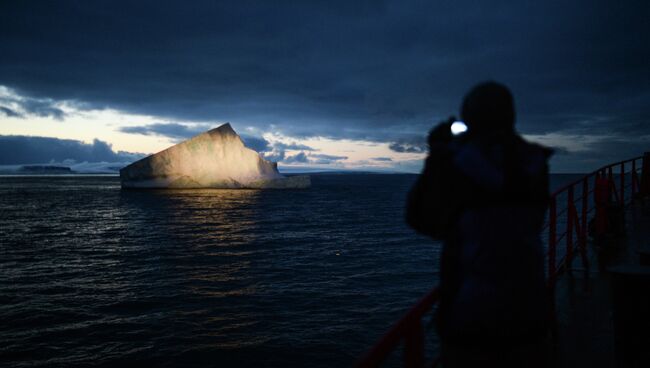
[{"xmin": 120, "ymin": 123, "xmax": 310, "ymax": 189}]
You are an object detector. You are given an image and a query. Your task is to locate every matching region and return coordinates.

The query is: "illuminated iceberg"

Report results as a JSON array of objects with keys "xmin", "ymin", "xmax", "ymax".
[{"xmin": 120, "ymin": 123, "xmax": 310, "ymax": 189}]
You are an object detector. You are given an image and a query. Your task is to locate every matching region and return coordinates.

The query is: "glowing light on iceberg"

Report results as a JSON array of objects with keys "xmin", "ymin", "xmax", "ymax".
[{"xmin": 120, "ymin": 123, "xmax": 310, "ymax": 189}]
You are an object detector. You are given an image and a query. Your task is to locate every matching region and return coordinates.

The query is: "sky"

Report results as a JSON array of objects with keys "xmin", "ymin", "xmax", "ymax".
[{"xmin": 0, "ymin": 0, "xmax": 648, "ymax": 173}]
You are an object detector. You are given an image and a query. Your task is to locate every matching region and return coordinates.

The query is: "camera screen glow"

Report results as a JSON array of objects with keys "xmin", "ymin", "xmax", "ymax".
[{"xmin": 451, "ymin": 121, "xmax": 468, "ymax": 135}]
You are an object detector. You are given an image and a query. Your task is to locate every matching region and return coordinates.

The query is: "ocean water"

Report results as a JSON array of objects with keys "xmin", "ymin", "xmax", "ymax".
[
  {"xmin": 0, "ymin": 174, "xmax": 442, "ymax": 367},
  {"xmin": 0, "ymin": 174, "xmax": 581, "ymax": 367}
]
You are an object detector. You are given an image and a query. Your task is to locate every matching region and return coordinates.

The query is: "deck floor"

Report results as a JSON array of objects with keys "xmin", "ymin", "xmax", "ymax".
[{"xmin": 554, "ymin": 200, "xmax": 650, "ymax": 367}]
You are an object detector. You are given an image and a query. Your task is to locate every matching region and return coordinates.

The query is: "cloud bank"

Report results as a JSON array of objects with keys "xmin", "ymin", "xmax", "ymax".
[
  {"xmin": 0, "ymin": 1, "xmax": 648, "ymax": 171},
  {"xmin": 0, "ymin": 135, "xmax": 143, "ymax": 166}
]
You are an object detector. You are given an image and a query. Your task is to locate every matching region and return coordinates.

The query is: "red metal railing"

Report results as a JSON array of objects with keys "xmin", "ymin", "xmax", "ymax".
[
  {"xmin": 545, "ymin": 156, "xmax": 644, "ymax": 287},
  {"xmin": 356, "ymin": 289, "xmax": 440, "ymax": 368},
  {"xmin": 356, "ymin": 153, "xmax": 649, "ymax": 368}
]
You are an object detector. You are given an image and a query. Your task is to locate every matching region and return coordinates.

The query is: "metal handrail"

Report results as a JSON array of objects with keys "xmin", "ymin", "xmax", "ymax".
[
  {"xmin": 546, "ymin": 156, "xmax": 644, "ymax": 284},
  {"xmin": 357, "ymin": 153, "xmax": 648, "ymax": 368},
  {"xmin": 356, "ymin": 288, "xmax": 440, "ymax": 367}
]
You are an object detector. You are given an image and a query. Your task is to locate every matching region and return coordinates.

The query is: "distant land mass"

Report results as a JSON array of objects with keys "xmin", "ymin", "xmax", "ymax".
[
  {"xmin": 120, "ymin": 123, "xmax": 310, "ymax": 189},
  {"xmin": 18, "ymin": 165, "xmax": 73, "ymax": 174}
]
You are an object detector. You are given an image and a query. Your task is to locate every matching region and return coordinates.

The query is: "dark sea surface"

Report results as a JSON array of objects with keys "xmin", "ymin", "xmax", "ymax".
[{"xmin": 0, "ymin": 174, "xmax": 579, "ymax": 367}]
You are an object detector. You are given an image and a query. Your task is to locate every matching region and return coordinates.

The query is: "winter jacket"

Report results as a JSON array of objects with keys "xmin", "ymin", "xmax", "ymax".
[{"xmin": 406, "ymin": 129, "xmax": 552, "ymax": 346}]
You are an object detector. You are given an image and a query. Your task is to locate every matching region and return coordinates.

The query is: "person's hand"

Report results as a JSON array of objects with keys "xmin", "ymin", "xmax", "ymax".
[{"xmin": 428, "ymin": 116, "xmax": 457, "ymax": 147}]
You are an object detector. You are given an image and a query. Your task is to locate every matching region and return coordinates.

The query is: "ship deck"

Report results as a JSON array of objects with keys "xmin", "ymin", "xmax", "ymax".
[{"xmin": 555, "ymin": 199, "xmax": 650, "ymax": 367}]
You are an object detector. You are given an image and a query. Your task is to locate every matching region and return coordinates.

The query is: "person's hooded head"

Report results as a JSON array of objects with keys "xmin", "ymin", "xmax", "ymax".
[{"xmin": 461, "ymin": 81, "xmax": 515, "ymax": 135}]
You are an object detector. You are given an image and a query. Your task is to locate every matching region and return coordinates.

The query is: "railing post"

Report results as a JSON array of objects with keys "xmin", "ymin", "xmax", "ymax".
[
  {"xmin": 566, "ymin": 186, "xmax": 574, "ymax": 271},
  {"xmin": 641, "ymin": 152, "xmax": 650, "ymax": 197},
  {"xmin": 403, "ymin": 321, "xmax": 424, "ymax": 368},
  {"xmin": 608, "ymin": 166, "xmax": 613, "ymax": 182},
  {"xmin": 620, "ymin": 162, "xmax": 625, "ymax": 204},
  {"xmin": 608, "ymin": 166, "xmax": 618, "ymax": 203},
  {"xmin": 594, "ymin": 176, "xmax": 610, "ymax": 237},
  {"xmin": 549, "ymin": 197, "xmax": 557, "ymax": 284},
  {"xmin": 580, "ymin": 178, "xmax": 589, "ymax": 269},
  {"xmin": 632, "ymin": 159, "xmax": 637, "ymax": 197},
  {"xmin": 548, "ymin": 196, "xmax": 558, "ymax": 341}
]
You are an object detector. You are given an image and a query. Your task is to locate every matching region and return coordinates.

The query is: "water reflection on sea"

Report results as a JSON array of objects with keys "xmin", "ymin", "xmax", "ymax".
[{"xmin": 0, "ymin": 175, "xmax": 438, "ymax": 367}]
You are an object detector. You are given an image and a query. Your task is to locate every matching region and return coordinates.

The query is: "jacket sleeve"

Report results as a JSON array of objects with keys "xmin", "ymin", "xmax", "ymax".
[{"xmin": 405, "ymin": 144, "xmax": 458, "ymax": 239}]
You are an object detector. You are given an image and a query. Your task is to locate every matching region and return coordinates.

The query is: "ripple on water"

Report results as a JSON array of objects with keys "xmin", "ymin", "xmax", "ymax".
[{"xmin": 0, "ymin": 175, "xmax": 439, "ymax": 367}]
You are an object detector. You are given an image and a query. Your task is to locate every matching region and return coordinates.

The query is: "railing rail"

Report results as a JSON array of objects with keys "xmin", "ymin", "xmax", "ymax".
[
  {"xmin": 356, "ymin": 289, "xmax": 439, "ymax": 368},
  {"xmin": 546, "ymin": 156, "xmax": 644, "ymax": 287},
  {"xmin": 356, "ymin": 153, "xmax": 649, "ymax": 368}
]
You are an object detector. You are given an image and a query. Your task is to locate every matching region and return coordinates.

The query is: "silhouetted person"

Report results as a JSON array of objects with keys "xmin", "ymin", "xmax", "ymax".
[{"xmin": 406, "ymin": 82, "xmax": 552, "ymax": 367}]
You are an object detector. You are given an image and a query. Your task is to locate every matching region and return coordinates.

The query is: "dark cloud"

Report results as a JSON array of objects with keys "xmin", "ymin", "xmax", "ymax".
[
  {"xmin": 20, "ymin": 99, "xmax": 65, "ymax": 120},
  {"xmin": 0, "ymin": 93, "xmax": 65, "ymax": 120},
  {"xmin": 0, "ymin": 135, "xmax": 144, "ymax": 165},
  {"xmin": 252, "ymin": 140, "xmax": 315, "ymax": 160},
  {"xmin": 261, "ymin": 150, "xmax": 285, "ymax": 162},
  {"xmin": 284, "ymin": 152, "xmax": 309, "ymax": 164},
  {"xmin": 267, "ymin": 151, "xmax": 347, "ymax": 165},
  {"xmin": 273, "ymin": 141, "xmax": 316, "ymax": 151},
  {"xmin": 372, "ymin": 157, "xmax": 392, "ymax": 162},
  {"xmin": 1, "ymin": 1, "xmax": 649, "ymax": 169},
  {"xmin": 119, "ymin": 123, "xmax": 207, "ymax": 140},
  {"xmin": 255, "ymin": 139, "xmax": 318, "ymax": 163},
  {"xmin": 388, "ymin": 143, "xmax": 426, "ymax": 154},
  {"xmin": 309, "ymin": 153, "xmax": 347, "ymax": 164},
  {"xmin": 0, "ymin": 106, "xmax": 21, "ymax": 118},
  {"xmin": 388, "ymin": 137, "xmax": 427, "ymax": 153},
  {"xmin": 309, "ymin": 153, "xmax": 347, "ymax": 163},
  {"xmin": 550, "ymin": 135, "xmax": 650, "ymax": 173},
  {"xmin": 241, "ymin": 135, "xmax": 272, "ymax": 153}
]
